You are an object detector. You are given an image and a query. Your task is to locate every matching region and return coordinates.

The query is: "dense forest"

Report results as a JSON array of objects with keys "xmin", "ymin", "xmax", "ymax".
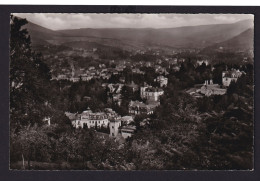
[{"xmin": 10, "ymin": 16, "xmax": 254, "ymax": 170}]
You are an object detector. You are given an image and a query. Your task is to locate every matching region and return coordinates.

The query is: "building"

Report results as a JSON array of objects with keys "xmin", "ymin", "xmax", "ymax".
[
  {"xmin": 197, "ymin": 60, "xmax": 209, "ymax": 66},
  {"xmin": 109, "ymin": 119, "xmax": 136, "ymax": 139},
  {"xmin": 57, "ymin": 74, "xmax": 68, "ymax": 80},
  {"xmin": 155, "ymin": 65, "xmax": 168, "ymax": 75},
  {"xmin": 68, "ymin": 108, "xmax": 120, "ymax": 129},
  {"xmin": 121, "ymin": 116, "xmax": 134, "ymax": 125},
  {"xmin": 222, "ymin": 69, "xmax": 244, "ymax": 87},
  {"xmin": 129, "ymin": 100, "xmax": 159, "ymax": 115},
  {"xmin": 76, "ymin": 112, "xmax": 109, "ymax": 129},
  {"xmin": 43, "ymin": 116, "xmax": 51, "ymax": 125},
  {"xmin": 155, "ymin": 76, "xmax": 168, "ymax": 87},
  {"xmin": 80, "ymin": 74, "xmax": 93, "ymax": 81},
  {"xmin": 109, "ymin": 119, "xmax": 122, "ymax": 137},
  {"xmin": 121, "ymin": 125, "xmax": 136, "ymax": 139},
  {"xmin": 200, "ymin": 80, "xmax": 226, "ymax": 96},
  {"xmin": 186, "ymin": 87, "xmax": 203, "ymax": 98},
  {"xmin": 70, "ymin": 77, "xmax": 80, "ymax": 82},
  {"xmin": 107, "ymin": 83, "xmax": 124, "ymax": 94},
  {"xmin": 132, "ymin": 68, "xmax": 145, "ymax": 75},
  {"xmin": 140, "ymin": 85, "xmax": 164, "ymax": 102}
]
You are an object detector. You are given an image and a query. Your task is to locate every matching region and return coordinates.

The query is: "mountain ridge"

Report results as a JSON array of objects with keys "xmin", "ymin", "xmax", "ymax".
[{"xmin": 20, "ymin": 17, "xmax": 253, "ymax": 50}]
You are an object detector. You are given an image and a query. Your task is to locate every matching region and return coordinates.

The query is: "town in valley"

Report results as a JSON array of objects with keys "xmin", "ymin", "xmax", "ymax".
[{"xmin": 10, "ymin": 14, "xmax": 254, "ymax": 170}]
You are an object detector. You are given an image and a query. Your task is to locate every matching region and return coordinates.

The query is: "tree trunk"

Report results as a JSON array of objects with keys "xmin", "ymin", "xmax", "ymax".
[
  {"xmin": 22, "ymin": 153, "xmax": 25, "ymax": 170},
  {"xmin": 28, "ymin": 148, "xmax": 32, "ymax": 170},
  {"xmin": 28, "ymin": 159, "xmax": 30, "ymax": 170}
]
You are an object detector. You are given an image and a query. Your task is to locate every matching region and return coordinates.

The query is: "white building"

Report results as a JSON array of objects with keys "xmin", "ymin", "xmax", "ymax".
[
  {"xmin": 140, "ymin": 86, "xmax": 164, "ymax": 102},
  {"xmin": 155, "ymin": 76, "xmax": 168, "ymax": 87},
  {"xmin": 109, "ymin": 119, "xmax": 121, "ymax": 137},
  {"xmin": 43, "ymin": 116, "xmax": 51, "ymax": 125},
  {"xmin": 69, "ymin": 108, "xmax": 120, "ymax": 129},
  {"xmin": 197, "ymin": 60, "xmax": 209, "ymax": 66},
  {"xmin": 76, "ymin": 112, "xmax": 109, "ymax": 129},
  {"xmin": 222, "ymin": 69, "xmax": 244, "ymax": 87}
]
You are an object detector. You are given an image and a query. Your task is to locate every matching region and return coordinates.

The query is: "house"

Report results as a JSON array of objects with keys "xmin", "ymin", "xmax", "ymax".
[
  {"xmin": 155, "ymin": 66, "xmax": 168, "ymax": 75},
  {"xmin": 68, "ymin": 108, "xmax": 120, "ymax": 129},
  {"xmin": 121, "ymin": 125, "xmax": 136, "ymax": 139},
  {"xmin": 81, "ymin": 75, "xmax": 93, "ymax": 81},
  {"xmin": 145, "ymin": 62, "xmax": 152, "ymax": 67},
  {"xmin": 107, "ymin": 83, "xmax": 124, "ymax": 94},
  {"xmin": 88, "ymin": 66, "xmax": 95, "ymax": 71},
  {"xmin": 99, "ymin": 64, "xmax": 106, "ymax": 68},
  {"xmin": 109, "ymin": 119, "xmax": 136, "ymax": 139},
  {"xmin": 200, "ymin": 80, "xmax": 226, "ymax": 96},
  {"xmin": 70, "ymin": 77, "xmax": 80, "ymax": 82},
  {"xmin": 104, "ymin": 108, "xmax": 119, "ymax": 118},
  {"xmin": 132, "ymin": 68, "xmax": 145, "ymax": 75},
  {"xmin": 186, "ymin": 87, "xmax": 203, "ymax": 98},
  {"xmin": 129, "ymin": 100, "xmax": 159, "ymax": 115},
  {"xmin": 43, "ymin": 116, "xmax": 51, "ymax": 125},
  {"xmin": 140, "ymin": 85, "xmax": 164, "ymax": 102},
  {"xmin": 155, "ymin": 75, "xmax": 168, "ymax": 87},
  {"xmin": 57, "ymin": 74, "xmax": 68, "ymax": 80},
  {"xmin": 112, "ymin": 94, "xmax": 122, "ymax": 106},
  {"xmin": 116, "ymin": 65, "xmax": 125, "ymax": 72},
  {"xmin": 121, "ymin": 116, "xmax": 134, "ymax": 125},
  {"xmin": 75, "ymin": 111, "xmax": 109, "ymax": 129},
  {"xmin": 222, "ymin": 69, "xmax": 244, "ymax": 87},
  {"xmin": 197, "ymin": 60, "xmax": 209, "ymax": 66}
]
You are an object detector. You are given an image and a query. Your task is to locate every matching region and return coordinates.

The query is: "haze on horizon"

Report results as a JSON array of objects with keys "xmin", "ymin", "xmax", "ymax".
[{"xmin": 12, "ymin": 13, "xmax": 253, "ymax": 31}]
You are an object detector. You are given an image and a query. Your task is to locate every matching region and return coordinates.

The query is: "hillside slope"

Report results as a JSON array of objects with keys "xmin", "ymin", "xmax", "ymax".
[
  {"xmin": 21, "ymin": 17, "xmax": 253, "ymax": 49},
  {"xmin": 202, "ymin": 28, "xmax": 253, "ymax": 52}
]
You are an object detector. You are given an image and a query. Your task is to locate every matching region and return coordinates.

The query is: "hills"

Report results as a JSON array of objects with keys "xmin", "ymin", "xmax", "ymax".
[
  {"xmin": 205, "ymin": 28, "xmax": 254, "ymax": 51},
  {"xmin": 22, "ymin": 18, "xmax": 253, "ymax": 51}
]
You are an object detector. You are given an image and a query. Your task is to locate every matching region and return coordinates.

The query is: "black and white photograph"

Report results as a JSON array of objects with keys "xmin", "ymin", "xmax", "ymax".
[{"xmin": 9, "ymin": 13, "xmax": 254, "ymax": 170}]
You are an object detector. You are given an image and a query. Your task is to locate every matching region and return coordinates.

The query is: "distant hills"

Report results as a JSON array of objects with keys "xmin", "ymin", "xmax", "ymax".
[
  {"xmin": 22, "ymin": 18, "xmax": 253, "ymax": 51},
  {"xmin": 204, "ymin": 28, "xmax": 253, "ymax": 51}
]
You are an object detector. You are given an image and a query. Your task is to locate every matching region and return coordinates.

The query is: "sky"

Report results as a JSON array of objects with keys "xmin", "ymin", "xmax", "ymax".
[{"xmin": 13, "ymin": 13, "xmax": 254, "ymax": 30}]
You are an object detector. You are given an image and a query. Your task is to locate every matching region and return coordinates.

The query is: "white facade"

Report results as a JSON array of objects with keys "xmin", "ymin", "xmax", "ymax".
[
  {"xmin": 222, "ymin": 69, "xmax": 243, "ymax": 87},
  {"xmin": 73, "ymin": 110, "xmax": 117, "ymax": 129},
  {"xmin": 140, "ymin": 86, "xmax": 164, "ymax": 101},
  {"xmin": 109, "ymin": 120, "xmax": 121, "ymax": 137},
  {"xmin": 155, "ymin": 76, "xmax": 168, "ymax": 87}
]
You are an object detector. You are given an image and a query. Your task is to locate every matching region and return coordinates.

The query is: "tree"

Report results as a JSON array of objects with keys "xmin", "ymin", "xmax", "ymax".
[
  {"xmin": 10, "ymin": 15, "xmax": 51, "ymax": 128},
  {"xmin": 227, "ymin": 80, "xmax": 237, "ymax": 95},
  {"xmin": 10, "ymin": 125, "xmax": 52, "ymax": 169}
]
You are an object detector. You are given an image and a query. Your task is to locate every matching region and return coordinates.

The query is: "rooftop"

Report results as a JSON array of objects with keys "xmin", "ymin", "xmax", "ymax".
[{"xmin": 145, "ymin": 87, "xmax": 164, "ymax": 92}]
